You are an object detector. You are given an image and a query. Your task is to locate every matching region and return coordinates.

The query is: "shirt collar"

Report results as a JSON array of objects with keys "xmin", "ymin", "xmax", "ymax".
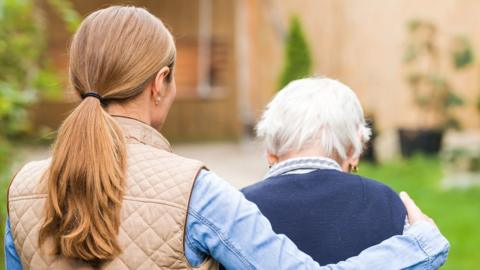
[
  {"xmin": 265, "ymin": 156, "xmax": 342, "ymax": 179},
  {"xmin": 112, "ymin": 116, "xmax": 172, "ymax": 152}
]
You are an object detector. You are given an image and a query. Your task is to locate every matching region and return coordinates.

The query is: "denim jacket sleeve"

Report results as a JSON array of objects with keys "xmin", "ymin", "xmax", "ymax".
[
  {"xmin": 4, "ymin": 218, "xmax": 23, "ymax": 270},
  {"xmin": 185, "ymin": 169, "xmax": 449, "ymax": 270}
]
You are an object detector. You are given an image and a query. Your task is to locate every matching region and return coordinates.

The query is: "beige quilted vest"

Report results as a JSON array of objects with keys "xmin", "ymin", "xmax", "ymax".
[{"xmin": 8, "ymin": 116, "xmax": 219, "ymax": 270}]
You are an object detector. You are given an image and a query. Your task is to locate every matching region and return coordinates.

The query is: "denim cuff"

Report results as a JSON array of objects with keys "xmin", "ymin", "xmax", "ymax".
[{"xmin": 405, "ymin": 221, "xmax": 450, "ymax": 267}]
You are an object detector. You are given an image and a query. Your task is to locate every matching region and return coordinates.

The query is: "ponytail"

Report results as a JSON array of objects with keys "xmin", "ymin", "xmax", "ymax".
[{"xmin": 38, "ymin": 96, "xmax": 126, "ymax": 263}]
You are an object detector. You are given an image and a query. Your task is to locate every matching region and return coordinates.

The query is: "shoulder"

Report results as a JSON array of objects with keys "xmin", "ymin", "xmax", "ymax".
[
  {"xmin": 358, "ymin": 175, "xmax": 400, "ymax": 199},
  {"xmin": 242, "ymin": 169, "xmax": 352, "ymax": 198},
  {"xmin": 359, "ymin": 176, "xmax": 407, "ymax": 232},
  {"xmin": 241, "ymin": 179, "xmax": 266, "ymax": 194},
  {"xmin": 9, "ymin": 158, "xmax": 51, "ymax": 197},
  {"xmin": 189, "ymin": 169, "xmax": 250, "ymax": 217},
  {"xmin": 193, "ymin": 170, "xmax": 236, "ymax": 199},
  {"xmin": 241, "ymin": 176, "xmax": 280, "ymax": 200},
  {"xmin": 16, "ymin": 158, "xmax": 51, "ymax": 176},
  {"xmin": 124, "ymin": 145, "xmax": 206, "ymax": 202},
  {"xmin": 127, "ymin": 143, "xmax": 204, "ymax": 169},
  {"xmin": 358, "ymin": 175, "xmax": 406, "ymax": 213}
]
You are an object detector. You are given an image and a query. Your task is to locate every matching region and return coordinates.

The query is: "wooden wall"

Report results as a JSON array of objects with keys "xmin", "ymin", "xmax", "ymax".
[
  {"xmin": 243, "ymin": 0, "xmax": 480, "ymax": 132},
  {"xmin": 34, "ymin": 0, "xmax": 240, "ymax": 142}
]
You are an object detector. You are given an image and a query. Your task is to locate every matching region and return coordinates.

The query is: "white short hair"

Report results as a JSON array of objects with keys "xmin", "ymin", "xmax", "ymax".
[{"xmin": 256, "ymin": 77, "xmax": 371, "ymax": 160}]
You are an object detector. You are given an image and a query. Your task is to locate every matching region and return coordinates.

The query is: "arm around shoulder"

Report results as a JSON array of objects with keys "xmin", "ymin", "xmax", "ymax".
[{"xmin": 186, "ymin": 170, "xmax": 449, "ymax": 270}]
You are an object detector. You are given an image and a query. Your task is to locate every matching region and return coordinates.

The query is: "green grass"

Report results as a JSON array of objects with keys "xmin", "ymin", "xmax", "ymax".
[
  {"xmin": 361, "ymin": 156, "xmax": 480, "ymax": 270},
  {"xmin": 0, "ymin": 155, "xmax": 478, "ymax": 269}
]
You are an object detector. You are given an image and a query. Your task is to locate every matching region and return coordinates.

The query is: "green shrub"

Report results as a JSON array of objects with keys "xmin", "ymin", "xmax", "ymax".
[
  {"xmin": 0, "ymin": 0, "xmax": 61, "ymax": 141},
  {"xmin": 0, "ymin": 1, "xmax": 79, "ymax": 267},
  {"xmin": 278, "ymin": 16, "xmax": 312, "ymax": 90},
  {"xmin": 0, "ymin": 0, "xmax": 80, "ymax": 140}
]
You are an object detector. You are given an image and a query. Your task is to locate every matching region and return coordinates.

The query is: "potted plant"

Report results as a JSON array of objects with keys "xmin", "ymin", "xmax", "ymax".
[{"xmin": 399, "ymin": 19, "xmax": 474, "ymax": 157}]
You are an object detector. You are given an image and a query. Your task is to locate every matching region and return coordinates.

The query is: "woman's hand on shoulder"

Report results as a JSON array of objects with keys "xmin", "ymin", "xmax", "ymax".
[{"xmin": 400, "ymin": 191, "xmax": 436, "ymax": 227}]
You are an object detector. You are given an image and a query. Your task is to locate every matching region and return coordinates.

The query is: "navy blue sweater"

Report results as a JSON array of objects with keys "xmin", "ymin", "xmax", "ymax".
[{"xmin": 241, "ymin": 169, "xmax": 406, "ymax": 265}]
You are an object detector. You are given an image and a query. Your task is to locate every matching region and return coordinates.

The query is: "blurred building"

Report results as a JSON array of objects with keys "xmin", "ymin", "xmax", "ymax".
[
  {"xmin": 34, "ymin": 0, "xmax": 480, "ymax": 141},
  {"xmin": 35, "ymin": 0, "xmax": 240, "ymax": 141}
]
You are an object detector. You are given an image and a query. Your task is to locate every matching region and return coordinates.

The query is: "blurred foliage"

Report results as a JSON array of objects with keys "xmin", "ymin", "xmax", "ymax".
[
  {"xmin": 0, "ymin": 83, "xmax": 36, "ymax": 137},
  {"xmin": 0, "ymin": 0, "xmax": 42, "ymax": 137},
  {"xmin": 406, "ymin": 19, "xmax": 422, "ymax": 32},
  {"xmin": 451, "ymin": 36, "xmax": 474, "ymax": 69},
  {"xmin": 278, "ymin": 16, "xmax": 312, "ymax": 90},
  {"xmin": 404, "ymin": 19, "xmax": 437, "ymax": 64},
  {"xmin": 404, "ymin": 19, "xmax": 474, "ymax": 130},
  {"xmin": 361, "ymin": 156, "xmax": 480, "ymax": 270},
  {"xmin": 0, "ymin": 155, "xmax": 11, "ymax": 270},
  {"xmin": 477, "ymin": 95, "xmax": 480, "ymax": 113},
  {"xmin": 443, "ymin": 147, "xmax": 480, "ymax": 172},
  {"xmin": 0, "ymin": 1, "xmax": 80, "ymax": 266},
  {"xmin": 46, "ymin": 0, "xmax": 81, "ymax": 32},
  {"xmin": 0, "ymin": 0, "xmax": 79, "ymax": 143}
]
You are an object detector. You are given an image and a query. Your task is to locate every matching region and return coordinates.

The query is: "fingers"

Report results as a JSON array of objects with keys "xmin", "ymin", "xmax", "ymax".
[
  {"xmin": 400, "ymin": 191, "xmax": 424, "ymax": 225},
  {"xmin": 423, "ymin": 213, "xmax": 436, "ymax": 227},
  {"xmin": 400, "ymin": 191, "xmax": 438, "ymax": 228}
]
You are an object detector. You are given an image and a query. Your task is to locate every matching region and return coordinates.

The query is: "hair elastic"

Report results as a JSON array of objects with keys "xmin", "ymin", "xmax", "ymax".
[{"xmin": 81, "ymin": 92, "xmax": 106, "ymax": 105}]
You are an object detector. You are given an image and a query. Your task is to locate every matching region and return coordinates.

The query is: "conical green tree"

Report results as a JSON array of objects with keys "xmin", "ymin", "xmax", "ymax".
[{"xmin": 278, "ymin": 16, "xmax": 312, "ymax": 90}]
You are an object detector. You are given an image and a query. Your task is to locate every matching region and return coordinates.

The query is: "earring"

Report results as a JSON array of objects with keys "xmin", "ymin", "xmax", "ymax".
[
  {"xmin": 348, "ymin": 164, "xmax": 359, "ymax": 173},
  {"xmin": 155, "ymin": 96, "xmax": 161, "ymax": 105}
]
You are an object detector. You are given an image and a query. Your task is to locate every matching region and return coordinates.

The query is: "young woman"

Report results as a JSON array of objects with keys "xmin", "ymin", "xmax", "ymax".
[{"xmin": 5, "ymin": 6, "xmax": 448, "ymax": 270}]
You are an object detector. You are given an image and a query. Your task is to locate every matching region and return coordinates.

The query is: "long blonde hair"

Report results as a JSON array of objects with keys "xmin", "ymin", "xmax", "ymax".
[{"xmin": 38, "ymin": 6, "xmax": 176, "ymax": 264}]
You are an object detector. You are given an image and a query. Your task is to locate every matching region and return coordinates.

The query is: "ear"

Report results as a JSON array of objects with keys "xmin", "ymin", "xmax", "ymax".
[
  {"xmin": 346, "ymin": 146, "xmax": 355, "ymax": 160},
  {"xmin": 150, "ymin": 66, "xmax": 171, "ymax": 98},
  {"xmin": 266, "ymin": 152, "xmax": 279, "ymax": 167},
  {"xmin": 345, "ymin": 146, "xmax": 359, "ymax": 166},
  {"xmin": 340, "ymin": 147, "xmax": 359, "ymax": 172}
]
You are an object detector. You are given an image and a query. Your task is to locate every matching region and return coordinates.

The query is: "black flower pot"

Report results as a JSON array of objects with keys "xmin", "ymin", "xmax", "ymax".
[{"xmin": 398, "ymin": 128, "xmax": 444, "ymax": 157}]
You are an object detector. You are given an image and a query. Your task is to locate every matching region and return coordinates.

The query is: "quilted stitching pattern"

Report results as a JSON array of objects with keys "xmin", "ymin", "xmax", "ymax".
[{"xmin": 8, "ymin": 118, "xmax": 218, "ymax": 270}]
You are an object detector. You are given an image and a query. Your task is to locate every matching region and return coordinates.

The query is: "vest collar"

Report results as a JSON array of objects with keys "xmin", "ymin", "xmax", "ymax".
[{"xmin": 112, "ymin": 116, "xmax": 172, "ymax": 152}]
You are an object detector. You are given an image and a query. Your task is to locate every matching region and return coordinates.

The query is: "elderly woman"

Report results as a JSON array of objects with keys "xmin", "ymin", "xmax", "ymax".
[{"xmin": 242, "ymin": 77, "xmax": 407, "ymax": 265}]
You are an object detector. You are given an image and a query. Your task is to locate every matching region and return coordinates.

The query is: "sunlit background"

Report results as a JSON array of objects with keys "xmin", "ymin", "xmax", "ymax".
[{"xmin": 1, "ymin": 0, "xmax": 479, "ymax": 269}]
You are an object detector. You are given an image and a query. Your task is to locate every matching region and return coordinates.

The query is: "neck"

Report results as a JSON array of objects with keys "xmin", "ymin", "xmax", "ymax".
[
  {"xmin": 277, "ymin": 149, "xmax": 346, "ymax": 172},
  {"xmin": 106, "ymin": 103, "xmax": 151, "ymax": 126},
  {"xmin": 279, "ymin": 150, "xmax": 340, "ymax": 164}
]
